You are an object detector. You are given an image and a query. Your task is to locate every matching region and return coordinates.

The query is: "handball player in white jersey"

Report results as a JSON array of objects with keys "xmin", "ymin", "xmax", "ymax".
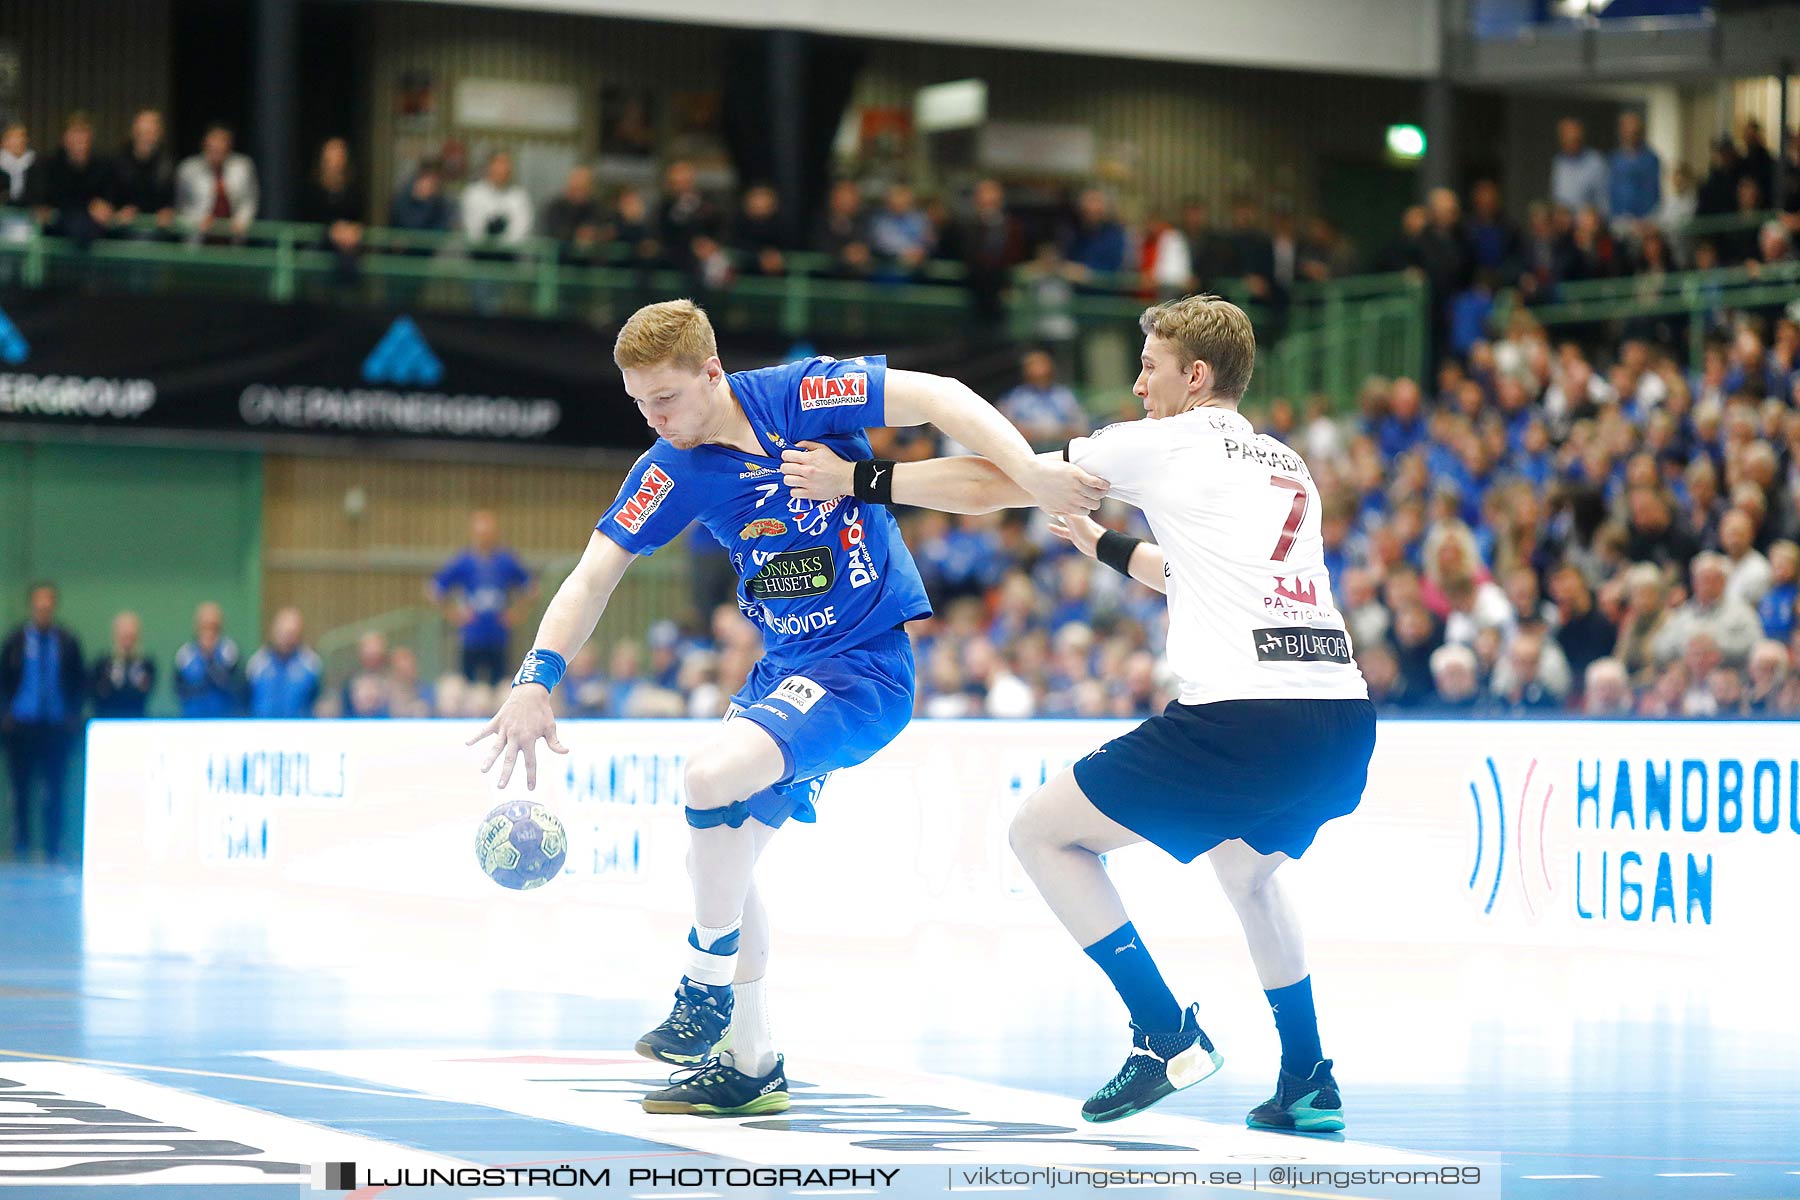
[{"xmin": 780, "ymin": 295, "xmax": 1376, "ymax": 1130}]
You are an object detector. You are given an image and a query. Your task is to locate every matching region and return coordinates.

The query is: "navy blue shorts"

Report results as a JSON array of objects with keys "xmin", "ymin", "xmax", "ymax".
[
  {"xmin": 1073, "ymin": 697, "xmax": 1377, "ymax": 863},
  {"xmin": 726, "ymin": 627, "xmax": 916, "ymax": 829}
]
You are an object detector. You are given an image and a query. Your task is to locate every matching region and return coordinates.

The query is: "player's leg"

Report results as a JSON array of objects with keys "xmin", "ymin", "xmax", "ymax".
[
  {"xmin": 1010, "ymin": 767, "xmax": 1222, "ymax": 1122},
  {"xmin": 727, "ymin": 821, "xmax": 781, "ymax": 1079},
  {"xmin": 637, "ymin": 717, "xmax": 784, "ymax": 1067},
  {"xmin": 1210, "ymin": 838, "xmax": 1342, "ymax": 1132}
]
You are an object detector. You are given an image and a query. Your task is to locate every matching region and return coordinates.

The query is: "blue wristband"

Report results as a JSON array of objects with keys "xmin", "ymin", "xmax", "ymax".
[{"xmin": 513, "ymin": 648, "xmax": 567, "ymax": 692}]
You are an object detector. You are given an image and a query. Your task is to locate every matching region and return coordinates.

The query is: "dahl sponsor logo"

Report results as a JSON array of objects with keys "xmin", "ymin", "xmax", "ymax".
[
  {"xmin": 797, "ymin": 373, "xmax": 867, "ymax": 409},
  {"xmin": 615, "ymin": 465, "xmax": 674, "ymax": 534}
]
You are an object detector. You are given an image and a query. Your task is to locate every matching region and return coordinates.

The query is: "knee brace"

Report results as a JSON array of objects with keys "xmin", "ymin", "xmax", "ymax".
[{"xmin": 685, "ymin": 800, "xmax": 752, "ymax": 830}]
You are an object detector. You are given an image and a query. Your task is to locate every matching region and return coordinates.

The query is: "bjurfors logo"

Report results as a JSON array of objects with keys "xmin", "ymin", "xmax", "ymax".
[
  {"xmin": 798, "ymin": 373, "xmax": 867, "ymax": 410},
  {"xmin": 614, "ymin": 465, "xmax": 674, "ymax": 534}
]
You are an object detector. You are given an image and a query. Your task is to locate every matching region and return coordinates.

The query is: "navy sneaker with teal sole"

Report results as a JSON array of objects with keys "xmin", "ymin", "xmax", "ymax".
[
  {"xmin": 635, "ymin": 979, "xmax": 732, "ymax": 1065},
  {"xmin": 1082, "ymin": 1003, "xmax": 1224, "ymax": 1123},
  {"xmin": 641, "ymin": 1051, "xmax": 789, "ymax": 1116},
  {"xmin": 1247, "ymin": 1058, "xmax": 1345, "ymax": 1132}
]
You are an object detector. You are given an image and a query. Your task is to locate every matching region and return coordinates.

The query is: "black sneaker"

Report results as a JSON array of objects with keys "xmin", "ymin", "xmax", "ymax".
[
  {"xmin": 1246, "ymin": 1058, "xmax": 1344, "ymax": 1132},
  {"xmin": 641, "ymin": 1051, "xmax": 789, "ymax": 1116},
  {"xmin": 635, "ymin": 979, "xmax": 732, "ymax": 1065},
  {"xmin": 1081, "ymin": 1003, "xmax": 1223, "ymax": 1123}
]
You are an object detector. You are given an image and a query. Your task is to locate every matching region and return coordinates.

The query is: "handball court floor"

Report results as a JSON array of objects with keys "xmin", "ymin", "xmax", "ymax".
[{"xmin": 2, "ymin": 865, "xmax": 1795, "ymax": 1200}]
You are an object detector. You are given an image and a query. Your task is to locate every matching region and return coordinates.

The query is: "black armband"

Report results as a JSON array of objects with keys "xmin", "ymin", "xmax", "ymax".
[
  {"xmin": 1095, "ymin": 530, "xmax": 1143, "ymax": 577},
  {"xmin": 852, "ymin": 457, "xmax": 898, "ymax": 504}
]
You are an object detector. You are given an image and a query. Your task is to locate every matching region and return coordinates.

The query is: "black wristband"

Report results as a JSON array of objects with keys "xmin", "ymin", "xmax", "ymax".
[
  {"xmin": 852, "ymin": 457, "xmax": 898, "ymax": 504},
  {"xmin": 1095, "ymin": 530, "xmax": 1142, "ymax": 577}
]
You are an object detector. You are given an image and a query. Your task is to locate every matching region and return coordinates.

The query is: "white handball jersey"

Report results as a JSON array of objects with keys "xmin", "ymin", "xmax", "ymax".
[{"xmin": 1069, "ymin": 406, "xmax": 1368, "ymax": 706}]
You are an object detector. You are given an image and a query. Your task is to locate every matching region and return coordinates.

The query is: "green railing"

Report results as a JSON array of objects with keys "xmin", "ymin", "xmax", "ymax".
[
  {"xmin": 1258, "ymin": 275, "xmax": 1429, "ymax": 410},
  {"xmin": 1495, "ymin": 257, "xmax": 1800, "ymax": 364},
  {"xmin": 0, "ymin": 214, "xmax": 1436, "ymax": 412}
]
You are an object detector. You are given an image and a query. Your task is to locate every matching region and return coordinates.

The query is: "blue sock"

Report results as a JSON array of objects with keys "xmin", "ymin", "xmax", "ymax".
[
  {"xmin": 1265, "ymin": 976, "xmax": 1323, "ymax": 1076},
  {"xmin": 1083, "ymin": 921, "xmax": 1182, "ymax": 1031}
]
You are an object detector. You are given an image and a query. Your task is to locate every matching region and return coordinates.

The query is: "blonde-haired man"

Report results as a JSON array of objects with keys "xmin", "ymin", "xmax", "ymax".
[
  {"xmin": 785, "ymin": 294, "xmax": 1375, "ymax": 1131},
  {"xmin": 471, "ymin": 298, "xmax": 1104, "ymax": 1116}
]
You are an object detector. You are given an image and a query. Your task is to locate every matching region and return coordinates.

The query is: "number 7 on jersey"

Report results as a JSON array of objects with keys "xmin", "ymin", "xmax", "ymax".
[{"xmin": 1268, "ymin": 475, "xmax": 1308, "ymax": 562}]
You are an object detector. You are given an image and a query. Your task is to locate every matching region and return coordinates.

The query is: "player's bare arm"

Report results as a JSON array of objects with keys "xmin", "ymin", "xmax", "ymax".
[
  {"xmin": 468, "ymin": 530, "xmax": 634, "ymax": 790},
  {"xmin": 780, "ymin": 443, "xmax": 1083, "ymax": 514},
  {"xmin": 879, "ymin": 369, "xmax": 1108, "ymax": 514},
  {"xmin": 1049, "ymin": 513, "xmax": 1168, "ymax": 594}
]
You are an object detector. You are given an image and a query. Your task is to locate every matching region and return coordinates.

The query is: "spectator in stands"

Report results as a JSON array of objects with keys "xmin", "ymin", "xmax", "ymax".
[
  {"xmin": 388, "ymin": 647, "xmax": 430, "ymax": 718},
  {"xmin": 1759, "ymin": 540, "xmax": 1797, "ymax": 640},
  {"xmin": 1427, "ymin": 642, "xmax": 1482, "ymax": 712},
  {"xmin": 1582, "ymin": 657, "xmax": 1635, "ymax": 716},
  {"xmin": 1551, "ymin": 117, "xmax": 1608, "ymax": 216},
  {"xmin": 107, "ymin": 108, "xmax": 175, "ymax": 236},
  {"xmin": 90, "ymin": 611, "xmax": 155, "ymax": 719},
  {"xmin": 460, "ymin": 150, "xmax": 533, "ymax": 249},
  {"xmin": 813, "ymin": 179, "xmax": 872, "ymax": 278},
  {"xmin": 1738, "ymin": 118, "xmax": 1776, "ymax": 204},
  {"xmin": 958, "ymin": 178, "xmax": 1023, "ymax": 327},
  {"xmin": 336, "ymin": 631, "xmax": 391, "ymax": 718},
  {"xmin": 657, "ymin": 159, "xmax": 725, "ymax": 282},
  {"xmin": 0, "ymin": 122, "xmax": 44, "ymax": 223},
  {"xmin": 599, "ymin": 185, "xmax": 660, "ymax": 264},
  {"xmin": 997, "ymin": 349, "xmax": 1087, "ymax": 452},
  {"xmin": 0, "ymin": 583, "xmax": 84, "ymax": 861},
  {"xmin": 176, "ymin": 122, "xmax": 258, "ymax": 241},
  {"xmin": 1697, "ymin": 135, "xmax": 1742, "ymax": 218},
  {"xmin": 1718, "ymin": 509, "xmax": 1771, "ymax": 606},
  {"xmin": 1547, "ymin": 561, "xmax": 1616, "ymax": 682},
  {"xmin": 1175, "ymin": 198, "xmax": 1236, "ymax": 293},
  {"xmin": 247, "ymin": 607, "xmax": 322, "ymax": 719},
  {"xmin": 1654, "ymin": 552, "xmax": 1762, "ymax": 666},
  {"xmin": 1465, "ymin": 179, "xmax": 1521, "ymax": 275},
  {"xmin": 868, "ymin": 182, "xmax": 931, "ymax": 277},
  {"xmin": 541, "ymin": 164, "xmax": 604, "ymax": 262},
  {"xmin": 1656, "ymin": 163, "xmax": 1699, "ymax": 261},
  {"xmin": 1488, "ymin": 624, "xmax": 1569, "ymax": 712},
  {"xmin": 42, "ymin": 112, "xmax": 113, "ymax": 248},
  {"xmin": 1746, "ymin": 639, "xmax": 1790, "ymax": 713},
  {"xmin": 1624, "ymin": 486, "xmax": 1700, "ymax": 574},
  {"xmin": 75, "ymin": 618, "xmax": 137, "ymax": 730},
  {"xmin": 389, "ymin": 159, "xmax": 451, "ymax": 233},
  {"xmin": 1061, "ymin": 187, "xmax": 1128, "ymax": 284},
  {"xmin": 1608, "ymin": 111, "xmax": 1661, "ymax": 224},
  {"xmin": 174, "ymin": 601, "xmax": 244, "ymax": 717},
  {"xmin": 1227, "ymin": 195, "xmax": 1276, "ymax": 303},
  {"xmin": 430, "ymin": 509, "xmax": 536, "ymax": 685},
  {"xmin": 732, "ymin": 183, "xmax": 787, "ymax": 277},
  {"xmin": 301, "ymin": 137, "xmax": 364, "ymax": 281}
]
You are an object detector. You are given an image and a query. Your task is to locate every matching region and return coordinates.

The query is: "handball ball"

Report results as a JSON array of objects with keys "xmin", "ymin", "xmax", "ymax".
[{"xmin": 476, "ymin": 800, "xmax": 568, "ymax": 890}]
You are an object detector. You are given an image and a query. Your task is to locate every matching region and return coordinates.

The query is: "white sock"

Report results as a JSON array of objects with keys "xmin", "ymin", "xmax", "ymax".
[
  {"xmin": 731, "ymin": 976, "xmax": 777, "ymax": 1076},
  {"xmin": 685, "ymin": 919, "xmax": 740, "ymax": 987}
]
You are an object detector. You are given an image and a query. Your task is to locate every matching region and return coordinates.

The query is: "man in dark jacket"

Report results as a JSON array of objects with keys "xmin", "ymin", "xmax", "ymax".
[
  {"xmin": 42, "ymin": 113, "xmax": 113, "ymax": 248},
  {"xmin": 0, "ymin": 583, "xmax": 85, "ymax": 861},
  {"xmin": 90, "ymin": 611, "xmax": 156, "ymax": 719},
  {"xmin": 108, "ymin": 108, "xmax": 176, "ymax": 236}
]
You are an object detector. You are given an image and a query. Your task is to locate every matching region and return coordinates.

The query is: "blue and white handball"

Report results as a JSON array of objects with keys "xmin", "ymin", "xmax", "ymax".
[{"xmin": 476, "ymin": 800, "xmax": 568, "ymax": 890}]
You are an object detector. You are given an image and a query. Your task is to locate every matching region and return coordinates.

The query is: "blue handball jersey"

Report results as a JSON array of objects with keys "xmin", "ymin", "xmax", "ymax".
[{"xmin": 599, "ymin": 355, "xmax": 932, "ymax": 670}]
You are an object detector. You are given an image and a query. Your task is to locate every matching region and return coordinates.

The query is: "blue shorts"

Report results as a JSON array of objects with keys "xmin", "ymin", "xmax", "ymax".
[
  {"xmin": 1074, "ymin": 697, "xmax": 1377, "ymax": 863},
  {"xmin": 727, "ymin": 626, "xmax": 916, "ymax": 829}
]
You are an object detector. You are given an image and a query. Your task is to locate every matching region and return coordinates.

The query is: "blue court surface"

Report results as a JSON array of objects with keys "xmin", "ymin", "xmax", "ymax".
[{"xmin": 3, "ymin": 864, "xmax": 1796, "ymax": 1200}]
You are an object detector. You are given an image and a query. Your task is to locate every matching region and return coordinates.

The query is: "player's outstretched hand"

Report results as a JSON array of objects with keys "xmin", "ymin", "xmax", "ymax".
[
  {"xmin": 1048, "ymin": 512, "xmax": 1106, "ymax": 558},
  {"xmin": 1026, "ymin": 458, "xmax": 1109, "ymax": 515},
  {"xmin": 780, "ymin": 441, "xmax": 854, "ymax": 501},
  {"xmin": 467, "ymin": 684, "xmax": 568, "ymax": 791}
]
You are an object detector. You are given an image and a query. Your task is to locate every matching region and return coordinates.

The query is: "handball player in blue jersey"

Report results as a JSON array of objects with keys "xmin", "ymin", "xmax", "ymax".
[{"xmin": 470, "ymin": 299, "xmax": 1106, "ymax": 1116}]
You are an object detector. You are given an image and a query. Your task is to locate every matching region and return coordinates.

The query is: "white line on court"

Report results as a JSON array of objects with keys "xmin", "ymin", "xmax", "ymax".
[
  {"xmin": 1654, "ymin": 1172, "xmax": 1733, "ymax": 1177},
  {"xmin": 1521, "ymin": 1175, "xmax": 1602, "ymax": 1180}
]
